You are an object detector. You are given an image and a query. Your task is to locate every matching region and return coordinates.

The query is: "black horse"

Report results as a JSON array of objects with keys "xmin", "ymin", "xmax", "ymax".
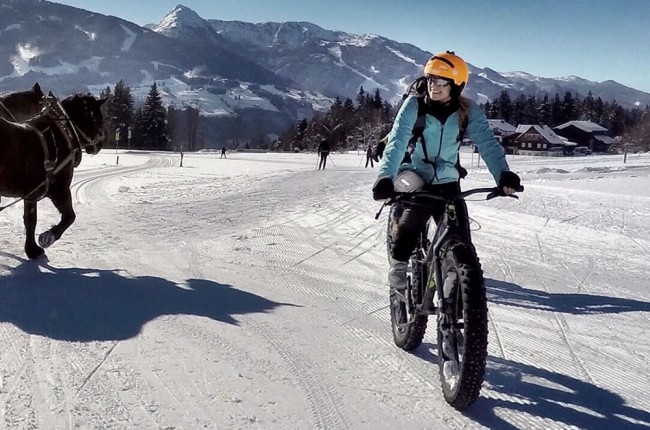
[
  {"xmin": 0, "ymin": 83, "xmax": 45, "ymax": 121},
  {"xmin": 0, "ymin": 92, "xmax": 107, "ymax": 259}
]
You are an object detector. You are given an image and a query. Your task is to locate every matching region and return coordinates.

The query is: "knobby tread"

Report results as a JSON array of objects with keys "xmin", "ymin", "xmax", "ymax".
[
  {"xmin": 437, "ymin": 241, "xmax": 488, "ymax": 410},
  {"xmin": 387, "ymin": 205, "xmax": 428, "ymax": 350}
]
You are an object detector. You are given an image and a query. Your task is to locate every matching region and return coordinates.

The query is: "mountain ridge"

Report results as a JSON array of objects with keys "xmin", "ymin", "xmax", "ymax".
[{"xmin": 0, "ymin": 0, "xmax": 647, "ymax": 143}]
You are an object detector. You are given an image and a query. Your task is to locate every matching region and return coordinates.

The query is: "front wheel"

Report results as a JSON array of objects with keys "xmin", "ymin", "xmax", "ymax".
[
  {"xmin": 387, "ymin": 205, "xmax": 428, "ymax": 350},
  {"xmin": 436, "ymin": 240, "xmax": 488, "ymax": 410},
  {"xmin": 389, "ymin": 256, "xmax": 428, "ymax": 350}
]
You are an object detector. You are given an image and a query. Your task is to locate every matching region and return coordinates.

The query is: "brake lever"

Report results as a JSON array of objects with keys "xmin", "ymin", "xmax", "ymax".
[
  {"xmin": 486, "ymin": 190, "xmax": 520, "ymax": 200},
  {"xmin": 374, "ymin": 197, "xmax": 397, "ymax": 219},
  {"xmin": 375, "ymin": 201, "xmax": 388, "ymax": 219}
]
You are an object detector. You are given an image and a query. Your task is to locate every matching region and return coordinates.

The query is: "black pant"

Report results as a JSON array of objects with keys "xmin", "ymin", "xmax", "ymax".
[
  {"xmin": 318, "ymin": 152, "xmax": 329, "ymax": 169},
  {"xmin": 390, "ymin": 182, "xmax": 471, "ymax": 262},
  {"xmin": 365, "ymin": 156, "xmax": 374, "ymax": 168}
]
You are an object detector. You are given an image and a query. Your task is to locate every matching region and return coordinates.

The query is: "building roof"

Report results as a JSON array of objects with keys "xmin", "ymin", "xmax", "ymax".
[
  {"xmin": 593, "ymin": 135, "xmax": 616, "ymax": 144},
  {"xmin": 559, "ymin": 136, "xmax": 578, "ymax": 147},
  {"xmin": 554, "ymin": 120, "xmax": 608, "ymax": 133},
  {"xmin": 487, "ymin": 119, "xmax": 517, "ymax": 132},
  {"xmin": 515, "ymin": 124, "xmax": 565, "ymax": 144}
]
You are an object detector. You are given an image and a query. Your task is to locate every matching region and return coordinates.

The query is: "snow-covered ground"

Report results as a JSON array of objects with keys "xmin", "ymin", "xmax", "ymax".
[{"xmin": 1, "ymin": 149, "xmax": 649, "ymax": 430}]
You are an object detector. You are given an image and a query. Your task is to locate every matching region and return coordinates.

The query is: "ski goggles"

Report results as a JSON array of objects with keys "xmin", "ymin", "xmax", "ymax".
[{"xmin": 425, "ymin": 75, "xmax": 452, "ymax": 87}]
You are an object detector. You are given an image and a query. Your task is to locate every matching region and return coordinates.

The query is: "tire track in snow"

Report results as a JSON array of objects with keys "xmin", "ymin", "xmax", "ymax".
[
  {"xmin": 231, "ymin": 204, "xmax": 476, "ymax": 428},
  {"xmin": 242, "ymin": 319, "xmax": 350, "ymax": 430},
  {"xmin": 488, "ymin": 308, "xmax": 508, "ymax": 360},
  {"xmin": 151, "ymin": 316, "xmax": 323, "ymax": 428},
  {"xmin": 76, "ymin": 341, "xmax": 120, "ymax": 394},
  {"xmin": 0, "ymin": 329, "xmax": 31, "ymax": 427},
  {"xmin": 72, "ymin": 155, "xmax": 170, "ymax": 204},
  {"xmin": 517, "ymin": 245, "xmax": 595, "ymax": 384}
]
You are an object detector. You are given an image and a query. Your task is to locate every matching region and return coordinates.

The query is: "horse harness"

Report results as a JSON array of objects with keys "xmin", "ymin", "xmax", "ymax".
[
  {"xmin": 0, "ymin": 100, "xmax": 17, "ymax": 121},
  {"xmin": 0, "ymin": 96, "xmax": 101, "ymax": 212}
]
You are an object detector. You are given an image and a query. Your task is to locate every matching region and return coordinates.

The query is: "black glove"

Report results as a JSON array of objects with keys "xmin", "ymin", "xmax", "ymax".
[
  {"xmin": 372, "ymin": 176, "xmax": 395, "ymax": 201},
  {"xmin": 498, "ymin": 171, "xmax": 522, "ymax": 192}
]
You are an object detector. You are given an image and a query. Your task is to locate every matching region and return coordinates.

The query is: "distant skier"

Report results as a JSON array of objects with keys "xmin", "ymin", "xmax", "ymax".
[
  {"xmin": 317, "ymin": 139, "xmax": 330, "ymax": 170},
  {"xmin": 365, "ymin": 144, "xmax": 375, "ymax": 168},
  {"xmin": 220, "ymin": 146, "xmax": 227, "ymax": 158}
]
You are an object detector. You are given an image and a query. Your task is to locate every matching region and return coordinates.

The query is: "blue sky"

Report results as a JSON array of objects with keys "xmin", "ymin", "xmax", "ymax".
[{"xmin": 53, "ymin": 0, "xmax": 650, "ymax": 93}]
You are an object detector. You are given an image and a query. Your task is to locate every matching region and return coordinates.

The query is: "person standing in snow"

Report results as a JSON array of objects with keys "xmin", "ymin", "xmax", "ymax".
[
  {"xmin": 317, "ymin": 138, "xmax": 330, "ymax": 170},
  {"xmin": 365, "ymin": 144, "xmax": 375, "ymax": 168},
  {"xmin": 220, "ymin": 146, "xmax": 227, "ymax": 158},
  {"xmin": 372, "ymin": 51, "xmax": 522, "ymax": 293}
]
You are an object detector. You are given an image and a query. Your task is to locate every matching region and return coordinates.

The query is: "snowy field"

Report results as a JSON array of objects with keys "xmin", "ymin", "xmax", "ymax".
[{"xmin": 1, "ymin": 148, "xmax": 649, "ymax": 429}]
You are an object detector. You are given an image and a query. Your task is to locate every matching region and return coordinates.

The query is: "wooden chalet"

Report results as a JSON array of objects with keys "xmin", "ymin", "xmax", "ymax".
[
  {"xmin": 554, "ymin": 121, "xmax": 615, "ymax": 153},
  {"xmin": 514, "ymin": 125, "xmax": 567, "ymax": 156},
  {"xmin": 487, "ymin": 119, "xmax": 517, "ymax": 151}
]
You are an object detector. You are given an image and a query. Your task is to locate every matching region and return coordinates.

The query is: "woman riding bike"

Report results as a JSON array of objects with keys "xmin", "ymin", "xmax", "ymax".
[{"xmin": 372, "ymin": 51, "xmax": 522, "ymax": 293}]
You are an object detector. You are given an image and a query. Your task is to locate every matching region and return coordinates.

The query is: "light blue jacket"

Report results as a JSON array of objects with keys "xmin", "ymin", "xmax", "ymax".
[{"xmin": 377, "ymin": 95, "xmax": 509, "ymax": 184}]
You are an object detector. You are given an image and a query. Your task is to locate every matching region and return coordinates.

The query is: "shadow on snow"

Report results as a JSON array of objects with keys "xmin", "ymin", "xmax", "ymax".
[
  {"xmin": 411, "ymin": 346, "xmax": 648, "ymax": 429},
  {"xmin": 0, "ymin": 254, "xmax": 296, "ymax": 342},
  {"xmin": 486, "ymin": 278, "xmax": 650, "ymax": 315},
  {"xmin": 470, "ymin": 356, "xmax": 650, "ymax": 430},
  {"xmin": 405, "ymin": 277, "xmax": 649, "ymax": 429}
]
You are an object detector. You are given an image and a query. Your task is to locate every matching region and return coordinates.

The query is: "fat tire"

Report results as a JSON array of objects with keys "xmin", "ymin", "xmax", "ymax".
[
  {"xmin": 437, "ymin": 240, "xmax": 488, "ymax": 410},
  {"xmin": 387, "ymin": 205, "xmax": 428, "ymax": 350}
]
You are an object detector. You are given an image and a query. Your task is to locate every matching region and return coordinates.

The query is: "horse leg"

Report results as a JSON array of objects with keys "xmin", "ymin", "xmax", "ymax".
[
  {"xmin": 38, "ymin": 189, "xmax": 76, "ymax": 249},
  {"xmin": 23, "ymin": 200, "xmax": 45, "ymax": 259}
]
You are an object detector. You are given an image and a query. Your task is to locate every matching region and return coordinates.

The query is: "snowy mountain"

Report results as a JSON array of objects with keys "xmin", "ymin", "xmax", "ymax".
[
  {"xmin": 204, "ymin": 16, "xmax": 650, "ymax": 109},
  {"xmin": 0, "ymin": 1, "xmax": 283, "ymax": 92},
  {"xmin": 0, "ymin": 1, "xmax": 329, "ymax": 143},
  {"xmin": 1, "ymin": 0, "xmax": 648, "ymax": 143},
  {"xmin": 204, "ymin": 19, "xmax": 425, "ymax": 104}
]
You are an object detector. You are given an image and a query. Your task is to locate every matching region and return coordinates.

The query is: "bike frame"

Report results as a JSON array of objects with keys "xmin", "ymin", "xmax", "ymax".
[{"xmin": 383, "ymin": 187, "xmax": 516, "ymax": 316}]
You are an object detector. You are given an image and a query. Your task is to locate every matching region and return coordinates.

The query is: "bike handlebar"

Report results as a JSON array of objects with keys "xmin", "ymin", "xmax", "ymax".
[
  {"xmin": 392, "ymin": 185, "xmax": 523, "ymax": 203},
  {"xmin": 374, "ymin": 185, "xmax": 523, "ymax": 219}
]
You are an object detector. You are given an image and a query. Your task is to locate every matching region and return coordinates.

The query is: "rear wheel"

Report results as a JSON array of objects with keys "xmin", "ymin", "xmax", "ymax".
[
  {"xmin": 436, "ymin": 240, "xmax": 488, "ymax": 410},
  {"xmin": 387, "ymin": 205, "xmax": 428, "ymax": 350}
]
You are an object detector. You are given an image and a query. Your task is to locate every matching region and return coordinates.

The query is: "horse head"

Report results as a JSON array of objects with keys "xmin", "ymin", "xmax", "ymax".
[
  {"xmin": 0, "ymin": 82, "xmax": 45, "ymax": 121},
  {"xmin": 59, "ymin": 93, "xmax": 107, "ymax": 155}
]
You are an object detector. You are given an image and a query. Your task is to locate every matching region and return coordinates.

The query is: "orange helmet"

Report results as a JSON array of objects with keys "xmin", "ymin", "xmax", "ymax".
[{"xmin": 423, "ymin": 51, "xmax": 469, "ymax": 89}]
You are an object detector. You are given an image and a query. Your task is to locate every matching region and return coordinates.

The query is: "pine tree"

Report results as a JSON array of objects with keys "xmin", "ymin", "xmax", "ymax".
[
  {"xmin": 594, "ymin": 97, "xmax": 605, "ymax": 124},
  {"xmin": 99, "ymin": 86, "xmax": 115, "ymax": 147},
  {"xmin": 562, "ymin": 91, "xmax": 579, "ymax": 123},
  {"xmin": 372, "ymin": 88, "xmax": 383, "ymax": 110},
  {"xmin": 109, "ymin": 79, "xmax": 134, "ymax": 149},
  {"xmin": 133, "ymin": 82, "xmax": 169, "ymax": 150},
  {"xmin": 291, "ymin": 118, "xmax": 309, "ymax": 150},
  {"xmin": 495, "ymin": 90, "xmax": 513, "ymax": 123},
  {"xmin": 356, "ymin": 86, "xmax": 367, "ymax": 109},
  {"xmin": 551, "ymin": 93, "xmax": 564, "ymax": 126},
  {"xmin": 524, "ymin": 95, "xmax": 538, "ymax": 124},
  {"xmin": 537, "ymin": 94, "xmax": 552, "ymax": 125},
  {"xmin": 513, "ymin": 94, "xmax": 527, "ymax": 125},
  {"xmin": 607, "ymin": 102, "xmax": 626, "ymax": 136},
  {"xmin": 624, "ymin": 110, "xmax": 650, "ymax": 151},
  {"xmin": 581, "ymin": 91, "xmax": 596, "ymax": 122}
]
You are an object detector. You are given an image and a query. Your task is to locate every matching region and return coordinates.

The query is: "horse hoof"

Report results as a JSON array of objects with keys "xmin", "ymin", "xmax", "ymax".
[
  {"xmin": 38, "ymin": 231, "xmax": 55, "ymax": 248},
  {"xmin": 26, "ymin": 246, "xmax": 45, "ymax": 260}
]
